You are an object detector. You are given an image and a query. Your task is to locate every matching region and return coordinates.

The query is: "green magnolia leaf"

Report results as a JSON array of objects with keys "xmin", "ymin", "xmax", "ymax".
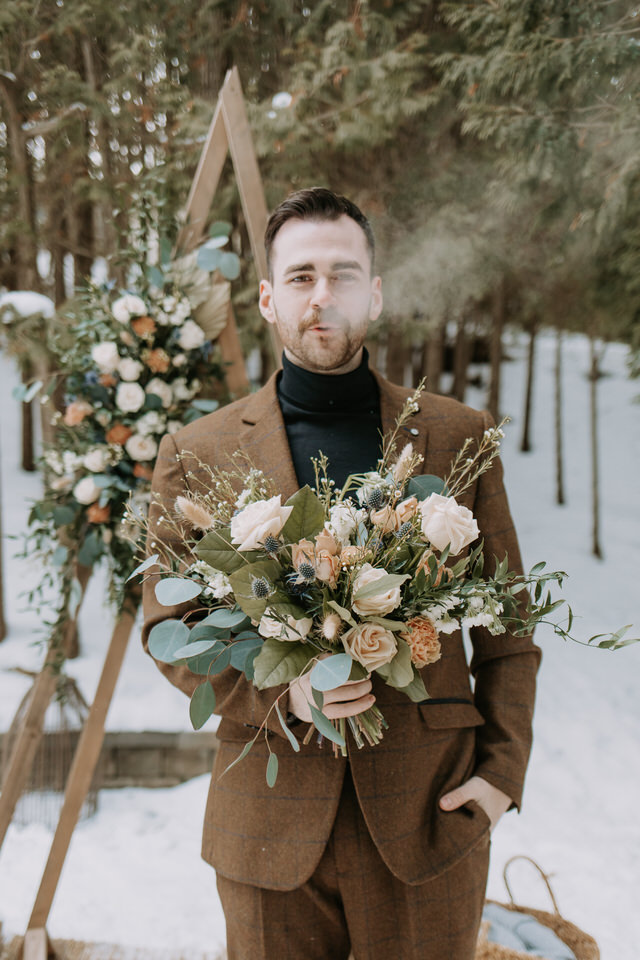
[
  {"xmin": 309, "ymin": 705, "xmax": 345, "ymax": 747},
  {"xmin": 353, "ymin": 573, "xmax": 410, "ymax": 602},
  {"xmin": 189, "ymin": 682, "xmax": 216, "ymax": 730},
  {"xmin": 375, "ymin": 638, "xmax": 414, "ymax": 688},
  {"xmin": 266, "ymin": 752, "xmax": 279, "ymax": 788},
  {"xmin": 365, "ymin": 616, "xmax": 406, "ymax": 630},
  {"xmin": 407, "ymin": 474, "xmax": 446, "ymax": 501},
  {"xmin": 398, "ymin": 668, "xmax": 430, "ymax": 702},
  {"xmin": 204, "ymin": 607, "xmax": 250, "ymax": 630},
  {"xmin": 148, "ymin": 619, "xmax": 190, "ymax": 663},
  {"xmin": 280, "ymin": 485, "xmax": 326, "ymax": 543},
  {"xmin": 310, "ymin": 654, "xmax": 352, "ymax": 692},
  {"xmin": 228, "ymin": 559, "xmax": 281, "ymax": 621},
  {"xmin": 265, "ymin": 590, "xmax": 308, "ymax": 620},
  {"xmin": 196, "ymin": 527, "xmax": 246, "ymax": 574},
  {"xmin": 126, "ymin": 553, "xmax": 159, "ymax": 582},
  {"xmin": 252, "ymin": 638, "xmax": 314, "ymax": 690},
  {"xmin": 275, "ymin": 701, "xmax": 300, "ymax": 753},
  {"xmin": 155, "ymin": 577, "xmax": 202, "ymax": 606}
]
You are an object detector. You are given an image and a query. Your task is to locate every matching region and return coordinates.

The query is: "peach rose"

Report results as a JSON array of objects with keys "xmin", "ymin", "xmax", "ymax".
[
  {"xmin": 64, "ymin": 400, "xmax": 93, "ymax": 426},
  {"xmin": 419, "ymin": 494, "xmax": 479, "ymax": 555},
  {"xmin": 342, "ymin": 622, "xmax": 397, "ymax": 671},
  {"xmin": 315, "ymin": 528, "xmax": 339, "ymax": 555},
  {"xmin": 291, "ymin": 539, "xmax": 315, "ymax": 569},
  {"xmin": 340, "ymin": 545, "xmax": 366, "ymax": 566},
  {"xmin": 131, "ymin": 315, "xmax": 157, "ymax": 338},
  {"xmin": 144, "ymin": 348, "xmax": 171, "ymax": 373},
  {"xmin": 87, "ymin": 503, "xmax": 111, "ymax": 524},
  {"xmin": 370, "ymin": 504, "xmax": 398, "ymax": 534},
  {"xmin": 230, "ymin": 495, "xmax": 293, "ymax": 551},
  {"xmin": 314, "ymin": 549, "xmax": 341, "ymax": 588},
  {"xmin": 105, "ymin": 423, "xmax": 134, "ymax": 445},
  {"xmin": 399, "ymin": 616, "xmax": 441, "ymax": 668},
  {"xmin": 352, "ymin": 563, "xmax": 402, "ymax": 617},
  {"xmin": 395, "ymin": 496, "xmax": 418, "ymax": 526}
]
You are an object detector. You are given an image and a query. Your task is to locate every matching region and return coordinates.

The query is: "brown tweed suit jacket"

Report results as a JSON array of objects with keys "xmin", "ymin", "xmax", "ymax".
[{"xmin": 142, "ymin": 369, "xmax": 540, "ymax": 892}]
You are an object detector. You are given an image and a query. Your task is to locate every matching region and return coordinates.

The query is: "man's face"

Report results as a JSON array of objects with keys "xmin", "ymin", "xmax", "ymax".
[{"xmin": 259, "ymin": 215, "xmax": 383, "ymax": 374}]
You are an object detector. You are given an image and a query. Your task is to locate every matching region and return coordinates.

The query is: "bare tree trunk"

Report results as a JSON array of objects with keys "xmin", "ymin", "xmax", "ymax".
[
  {"xmin": 487, "ymin": 279, "xmax": 504, "ymax": 421},
  {"xmin": 554, "ymin": 325, "xmax": 565, "ymax": 505},
  {"xmin": 520, "ymin": 320, "xmax": 537, "ymax": 453},
  {"xmin": 423, "ymin": 320, "xmax": 445, "ymax": 394},
  {"xmin": 21, "ymin": 366, "xmax": 36, "ymax": 472},
  {"xmin": 589, "ymin": 334, "xmax": 603, "ymax": 559},
  {"xmin": 386, "ymin": 328, "xmax": 410, "ymax": 386},
  {"xmin": 451, "ymin": 315, "xmax": 468, "ymax": 403}
]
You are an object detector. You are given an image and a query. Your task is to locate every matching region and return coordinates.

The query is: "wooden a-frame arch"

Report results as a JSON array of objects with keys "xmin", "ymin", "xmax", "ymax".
[{"xmin": 0, "ymin": 66, "xmax": 274, "ymax": 960}]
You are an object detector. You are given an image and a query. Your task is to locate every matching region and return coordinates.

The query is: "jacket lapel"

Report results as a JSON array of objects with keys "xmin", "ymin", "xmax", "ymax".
[{"xmin": 237, "ymin": 373, "xmax": 299, "ymax": 499}]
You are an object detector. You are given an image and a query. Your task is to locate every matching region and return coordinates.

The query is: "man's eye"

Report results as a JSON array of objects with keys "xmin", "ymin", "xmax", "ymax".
[
  {"xmin": 290, "ymin": 275, "xmax": 312, "ymax": 283},
  {"xmin": 333, "ymin": 273, "xmax": 356, "ymax": 283}
]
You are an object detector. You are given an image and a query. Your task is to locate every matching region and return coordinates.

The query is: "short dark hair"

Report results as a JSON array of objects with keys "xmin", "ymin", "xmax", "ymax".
[{"xmin": 264, "ymin": 187, "xmax": 375, "ymax": 276}]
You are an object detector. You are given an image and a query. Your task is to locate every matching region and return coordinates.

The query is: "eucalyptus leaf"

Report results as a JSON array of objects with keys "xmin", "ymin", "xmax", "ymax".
[
  {"xmin": 230, "ymin": 636, "xmax": 263, "ymax": 671},
  {"xmin": 202, "ymin": 234, "xmax": 229, "ymax": 250},
  {"xmin": 127, "ymin": 553, "xmax": 159, "ymax": 582},
  {"xmin": 312, "ymin": 687, "xmax": 324, "ymax": 709},
  {"xmin": 51, "ymin": 545, "xmax": 69, "ymax": 567},
  {"xmin": 266, "ymin": 753, "xmax": 279, "ymax": 788},
  {"xmin": 275, "ymin": 701, "xmax": 300, "ymax": 753},
  {"xmin": 406, "ymin": 474, "xmax": 446, "ymax": 501},
  {"xmin": 53, "ymin": 505, "xmax": 77, "ymax": 527},
  {"xmin": 189, "ymin": 682, "xmax": 216, "ymax": 730},
  {"xmin": 185, "ymin": 644, "xmax": 226, "ymax": 675},
  {"xmin": 310, "ymin": 654, "xmax": 352, "ymax": 692},
  {"xmin": 204, "ymin": 607, "xmax": 250, "ymax": 630},
  {"xmin": 252, "ymin": 638, "xmax": 314, "ymax": 690},
  {"xmin": 148, "ymin": 619, "xmax": 190, "ymax": 663},
  {"xmin": 23, "ymin": 379, "xmax": 43, "ymax": 403},
  {"xmin": 173, "ymin": 638, "xmax": 220, "ymax": 658},
  {"xmin": 155, "ymin": 577, "xmax": 202, "ymax": 606},
  {"xmin": 280, "ymin": 485, "xmax": 326, "ymax": 543},
  {"xmin": 196, "ymin": 246, "xmax": 222, "ymax": 272},
  {"xmin": 219, "ymin": 251, "xmax": 241, "ymax": 280},
  {"xmin": 209, "ymin": 220, "xmax": 232, "ymax": 238},
  {"xmin": 309, "ymin": 705, "xmax": 345, "ymax": 747},
  {"xmin": 220, "ymin": 740, "xmax": 254, "ymax": 779}
]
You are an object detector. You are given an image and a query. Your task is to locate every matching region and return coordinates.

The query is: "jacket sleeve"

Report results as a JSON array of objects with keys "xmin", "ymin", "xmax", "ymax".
[
  {"xmin": 141, "ymin": 433, "xmax": 291, "ymax": 740},
  {"xmin": 468, "ymin": 412, "xmax": 541, "ymax": 809}
]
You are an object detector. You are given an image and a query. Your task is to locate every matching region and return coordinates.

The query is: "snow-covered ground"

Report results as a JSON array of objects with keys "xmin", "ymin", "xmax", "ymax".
[{"xmin": 0, "ymin": 331, "xmax": 638, "ymax": 958}]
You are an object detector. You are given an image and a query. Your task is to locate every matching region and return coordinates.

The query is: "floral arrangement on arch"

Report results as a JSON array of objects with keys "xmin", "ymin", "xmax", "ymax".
[{"xmin": 24, "ymin": 224, "xmax": 240, "ymax": 626}]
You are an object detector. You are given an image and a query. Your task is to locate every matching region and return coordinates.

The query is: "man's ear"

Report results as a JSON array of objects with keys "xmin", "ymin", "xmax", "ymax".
[
  {"xmin": 259, "ymin": 280, "xmax": 276, "ymax": 325},
  {"xmin": 369, "ymin": 276, "xmax": 383, "ymax": 324}
]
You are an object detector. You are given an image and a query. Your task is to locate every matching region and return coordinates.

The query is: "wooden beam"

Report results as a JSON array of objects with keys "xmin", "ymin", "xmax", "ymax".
[
  {"xmin": 21, "ymin": 927, "xmax": 52, "ymax": 960},
  {"xmin": 27, "ymin": 591, "xmax": 139, "ymax": 931}
]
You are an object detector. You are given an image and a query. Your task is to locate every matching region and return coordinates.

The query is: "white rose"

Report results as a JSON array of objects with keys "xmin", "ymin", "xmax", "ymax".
[
  {"xmin": 136, "ymin": 411, "xmax": 166, "ymax": 436},
  {"xmin": 342, "ymin": 622, "xmax": 397, "ymax": 671},
  {"xmin": 230, "ymin": 495, "xmax": 294, "ymax": 551},
  {"xmin": 112, "ymin": 294, "xmax": 147, "ymax": 324},
  {"xmin": 258, "ymin": 610, "xmax": 313, "ymax": 642},
  {"xmin": 83, "ymin": 447, "xmax": 110, "ymax": 472},
  {"xmin": 145, "ymin": 378, "xmax": 173, "ymax": 409},
  {"xmin": 328, "ymin": 502, "xmax": 363, "ymax": 542},
  {"xmin": 172, "ymin": 353, "xmax": 187, "ymax": 367},
  {"xmin": 177, "ymin": 319, "xmax": 206, "ymax": 350},
  {"xmin": 125, "ymin": 433, "xmax": 158, "ymax": 462},
  {"xmin": 91, "ymin": 341, "xmax": 120, "ymax": 373},
  {"xmin": 419, "ymin": 494, "xmax": 479, "ymax": 556},
  {"xmin": 351, "ymin": 563, "xmax": 402, "ymax": 617},
  {"xmin": 117, "ymin": 357, "xmax": 144, "ymax": 381},
  {"xmin": 166, "ymin": 420, "xmax": 182, "ymax": 435},
  {"xmin": 116, "ymin": 381, "xmax": 146, "ymax": 413},
  {"xmin": 172, "ymin": 377, "xmax": 195, "ymax": 401},
  {"xmin": 73, "ymin": 476, "xmax": 101, "ymax": 505}
]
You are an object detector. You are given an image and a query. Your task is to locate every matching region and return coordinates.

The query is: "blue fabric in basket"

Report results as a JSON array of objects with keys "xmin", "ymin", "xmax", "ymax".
[{"xmin": 482, "ymin": 903, "xmax": 577, "ymax": 959}]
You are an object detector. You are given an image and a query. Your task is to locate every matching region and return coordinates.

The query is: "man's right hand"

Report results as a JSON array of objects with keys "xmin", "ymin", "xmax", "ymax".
[{"xmin": 288, "ymin": 670, "xmax": 375, "ymax": 723}]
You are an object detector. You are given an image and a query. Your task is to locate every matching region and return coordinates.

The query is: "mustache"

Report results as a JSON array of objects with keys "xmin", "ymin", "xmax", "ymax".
[{"xmin": 300, "ymin": 308, "xmax": 340, "ymax": 331}]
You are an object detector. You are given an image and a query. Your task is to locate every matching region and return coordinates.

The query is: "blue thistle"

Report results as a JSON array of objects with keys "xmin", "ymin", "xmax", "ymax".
[
  {"xmin": 367, "ymin": 488, "xmax": 384, "ymax": 510},
  {"xmin": 263, "ymin": 534, "xmax": 280, "ymax": 554},
  {"xmin": 251, "ymin": 577, "xmax": 271, "ymax": 599}
]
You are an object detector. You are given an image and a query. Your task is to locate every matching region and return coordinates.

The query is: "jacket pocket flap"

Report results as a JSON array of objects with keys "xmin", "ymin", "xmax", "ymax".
[{"xmin": 419, "ymin": 701, "xmax": 485, "ymax": 729}]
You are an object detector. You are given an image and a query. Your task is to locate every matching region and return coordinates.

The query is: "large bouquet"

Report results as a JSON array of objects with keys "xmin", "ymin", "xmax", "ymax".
[{"xmin": 135, "ymin": 387, "xmax": 634, "ymax": 785}]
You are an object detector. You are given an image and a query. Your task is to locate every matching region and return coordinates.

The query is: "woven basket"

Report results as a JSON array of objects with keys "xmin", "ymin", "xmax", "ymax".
[{"xmin": 476, "ymin": 856, "xmax": 599, "ymax": 960}]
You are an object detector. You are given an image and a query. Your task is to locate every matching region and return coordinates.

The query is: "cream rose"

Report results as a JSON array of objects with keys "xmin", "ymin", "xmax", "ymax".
[
  {"xmin": 73, "ymin": 476, "xmax": 101, "ymax": 505},
  {"xmin": 146, "ymin": 378, "xmax": 173, "ymax": 409},
  {"xmin": 230, "ymin": 495, "xmax": 293, "ymax": 551},
  {"xmin": 112, "ymin": 294, "xmax": 147, "ymax": 324},
  {"xmin": 351, "ymin": 563, "xmax": 402, "ymax": 616},
  {"xmin": 395, "ymin": 496, "xmax": 418, "ymax": 526},
  {"xmin": 369, "ymin": 504, "xmax": 398, "ymax": 534},
  {"xmin": 419, "ymin": 493, "xmax": 479, "ymax": 555},
  {"xmin": 177, "ymin": 319, "xmax": 206, "ymax": 350},
  {"xmin": 291, "ymin": 539, "xmax": 315, "ymax": 569},
  {"xmin": 125, "ymin": 433, "xmax": 158, "ymax": 462},
  {"xmin": 258, "ymin": 610, "xmax": 313, "ymax": 642},
  {"xmin": 314, "ymin": 550, "xmax": 341, "ymax": 588},
  {"xmin": 83, "ymin": 447, "xmax": 110, "ymax": 472},
  {"xmin": 115, "ymin": 381, "xmax": 146, "ymax": 413},
  {"xmin": 342, "ymin": 622, "xmax": 397, "ymax": 671},
  {"xmin": 117, "ymin": 357, "xmax": 144, "ymax": 381},
  {"xmin": 91, "ymin": 341, "xmax": 120, "ymax": 373}
]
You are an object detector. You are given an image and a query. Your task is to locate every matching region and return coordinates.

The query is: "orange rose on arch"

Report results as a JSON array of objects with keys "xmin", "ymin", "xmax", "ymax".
[
  {"xmin": 64, "ymin": 400, "xmax": 93, "ymax": 426},
  {"xmin": 144, "ymin": 348, "xmax": 170, "ymax": 373},
  {"xmin": 105, "ymin": 423, "xmax": 133, "ymax": 445},
  {"xmin": 399, "ymin": 616, "xmax": 441, "ymax": 668},
  {"xmin": 133, "ymin": 463, "xmax": 154, "ymax": 481},
  {"xmin": 87, "ymin": 503, "xmax": 111, "ymax": 524},
  {"xmin": 131, "ymin": 315, "xmax": 157, "ymax": 338}
]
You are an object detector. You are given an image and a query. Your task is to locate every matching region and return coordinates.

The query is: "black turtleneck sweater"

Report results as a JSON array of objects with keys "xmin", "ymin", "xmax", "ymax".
[{"xmin": 276, "ymin": 350, "xmax": 382, "ymax": 490}]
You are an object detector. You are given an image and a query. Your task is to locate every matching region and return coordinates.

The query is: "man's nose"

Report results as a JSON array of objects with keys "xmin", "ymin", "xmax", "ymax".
[{"xmin": 310, "ymin": 277, "xmax": 335, "ymax": 309}]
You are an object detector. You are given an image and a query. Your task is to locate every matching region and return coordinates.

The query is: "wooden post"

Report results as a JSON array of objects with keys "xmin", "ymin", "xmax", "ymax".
[{"xmin": 25, "ymin": 590, "xmax": 140, "ymax": 947}]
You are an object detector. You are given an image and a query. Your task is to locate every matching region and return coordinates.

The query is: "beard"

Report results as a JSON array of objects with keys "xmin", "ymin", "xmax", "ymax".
[{"xmin": 272, "ymin": 303, "xmax": 370, "ymax": 374}]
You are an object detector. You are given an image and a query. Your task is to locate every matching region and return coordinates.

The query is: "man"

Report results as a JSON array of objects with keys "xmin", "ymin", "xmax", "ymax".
[{"xmin": 143, "ymin": 187, "xmax": 540, "ymax": 960}]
